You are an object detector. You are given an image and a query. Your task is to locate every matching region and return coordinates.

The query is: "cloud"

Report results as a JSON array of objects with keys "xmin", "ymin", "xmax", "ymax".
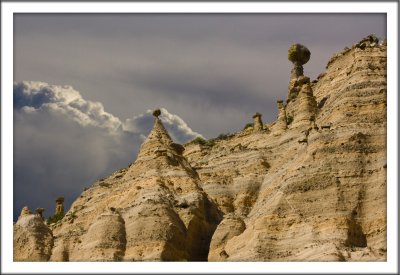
[
  {"xmin": 13, "ymin": 14, "xmax": 386, "ymax": 140},
  {"xmin": 124, "ymin": 108, "xmax": 203, "ymax": 143},
  {"xmin": 13, "ymin": 81, "xmax": 202, "ymax": 220},
  {"xmin": 14, "ymin": 81, "xmax": 122, "ymax": 132}
]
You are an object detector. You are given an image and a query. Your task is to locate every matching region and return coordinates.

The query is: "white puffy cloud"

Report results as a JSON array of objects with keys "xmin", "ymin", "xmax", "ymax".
[
  {"xmin": 14, "ymin": 81, "xmax": 122, "ymax": 132},
  {"xmin": 123, "ymin": 108, "xmax": 203, "ymax": 143},
  {"xmin": 13, "ymin": 81, "xmax": 203, "ymax": 220}
]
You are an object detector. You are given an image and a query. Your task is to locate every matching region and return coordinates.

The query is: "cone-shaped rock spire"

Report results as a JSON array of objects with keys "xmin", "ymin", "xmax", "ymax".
[{"xmin": 123, "ymin": 108, "xmax": 196, "ymax": 180}]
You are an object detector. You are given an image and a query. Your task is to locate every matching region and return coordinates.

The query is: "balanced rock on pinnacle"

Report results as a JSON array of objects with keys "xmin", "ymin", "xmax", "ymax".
[
  {"xmin": 288, "ymin": 44, "xmax": 311, "ymax": 78},
  {"xmin": 152, "ymin": 108, "xmax": 161, "ymax": 117}
]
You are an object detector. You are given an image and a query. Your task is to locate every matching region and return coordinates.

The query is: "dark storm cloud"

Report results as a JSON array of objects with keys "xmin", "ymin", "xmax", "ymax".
[{"xmin": 13, "ymin": 82, "xmax": 202, "ymax": 220}]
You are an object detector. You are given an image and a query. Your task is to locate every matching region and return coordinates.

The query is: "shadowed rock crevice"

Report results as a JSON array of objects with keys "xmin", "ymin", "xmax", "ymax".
[{"xmin": 345, "ymin": 215, "xmax": 367, "ymax": 248}]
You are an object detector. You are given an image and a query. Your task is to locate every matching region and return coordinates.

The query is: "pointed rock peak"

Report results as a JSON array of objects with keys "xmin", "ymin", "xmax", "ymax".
[
  {"xmin": 134, "ymin": 108, "xmax": 174, "ymax": 161},
  {"xmin": 124, "ymin": 108, "xmax": 196, "ymax": 180},
  {"xmin": 149, "ymin": 109, "xmax": 173, "ymax": 147}
]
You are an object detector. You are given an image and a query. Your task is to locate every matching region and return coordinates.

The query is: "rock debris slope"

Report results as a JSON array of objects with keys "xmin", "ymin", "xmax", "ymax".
[{"xmin": 14, "ymin": 35, "xmax": 386, "ymax": 261}]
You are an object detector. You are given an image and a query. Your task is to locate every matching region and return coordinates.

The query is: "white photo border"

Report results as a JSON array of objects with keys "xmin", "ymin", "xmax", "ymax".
[{"xmin": 1, "ymin": 1, "xmax": 398, "ymax": 274}]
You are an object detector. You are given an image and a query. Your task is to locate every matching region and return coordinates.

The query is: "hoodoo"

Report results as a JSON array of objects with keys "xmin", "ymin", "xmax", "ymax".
[
  {"xmin": 14, "ymin": 36, "xmax": 387, "ymax": 261},
  {"xmin": 252, "ymin": 112, "xmax": 264, "ymax": 132}
]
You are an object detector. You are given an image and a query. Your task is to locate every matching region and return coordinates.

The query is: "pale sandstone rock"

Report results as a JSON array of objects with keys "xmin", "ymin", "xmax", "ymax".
[
  {"xmin": 14, "ymin": 36, "xmax": 387, "ymax": 262},
  {"xmin": 48, "ymin": 112, "xmax": 221, "ymax": 261},
  {"xmin": 190, "ymin": 36, "xmax": 386, "ymax": 261},
  {"xmin": 208, "ymin": 215, "xmax": 246, "ymax": 261},
  {"xmin": 271, "ymin": 100, "xmax": 287, "ymax": 134},
  {"xmin": 14, "ymin": 208, "xmax": 53, "ymax": 261},
  {"xmin": 252, "ymin": 112, "xmax": 264, "ymax": 131}
]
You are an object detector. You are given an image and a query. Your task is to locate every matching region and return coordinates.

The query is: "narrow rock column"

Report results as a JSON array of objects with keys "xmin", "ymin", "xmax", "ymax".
[
  {"xmin": 55, "ymin": 197, "xmax": 65, "ymax": 215},
  {"xmin": 295, "ymin": 79, "xmax": 317, "ymax": 127},
  {"xmin": 274, "ymin": 100, "xmax": 287, "ymax": 133},
  {"xmin": 252, "ymin": 112, "xmax": 263, "ymax": 131},
  {"xmin": 287, "ymin": 44, "xmax": 311, "ymax": 101},
  {"xmin": 286, "ymin": 44, "xmax": 317, "ymax": 128}
]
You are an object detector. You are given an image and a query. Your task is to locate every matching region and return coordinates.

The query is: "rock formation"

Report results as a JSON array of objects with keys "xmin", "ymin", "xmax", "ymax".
[
  {"xmin": 252, "ymin": 112, "xmax": 264, "ymax": 131},
  {"xmin": 288, "ymin": 43, "xmax": 311, "ymax": 79},
  {"xmin": 187, "ymin": 36, "xmax": 386, "ymax": 261},
  {"xmin": 286, "ymin": 44, "xmax": 318, "ymax": 129},
  {"xmin": 13, "ymin": 207, "xmax": 53, "ymax": 261},
  {"xmin": 35, "ymin": 208, "xmax": 45, "ymax": 220},
  {"xmin": 14, "ymin": 35, "xmax": 386, "ymax": 261},
  {"xmin": 38, "ymin": 109, "xmax": 221, "ymax": 262},
  {"xmin": 272, "ymin": 100, "xmax": 287, "ymax": 134},
  {"xmin": 19, "ymin": 206, "xmax": 31, "ymax": 218},
  {"xmin": 55, "ymin": 197, "xmax": 64, "ymax": 215}
]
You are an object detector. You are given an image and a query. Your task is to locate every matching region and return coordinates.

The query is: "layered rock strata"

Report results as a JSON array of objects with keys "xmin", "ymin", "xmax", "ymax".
[
  {"xmin": 185, "ymin": 36, "xmax": 386, "ymax": 261},
  {"xmin": 41, "ymin": 112, "xmax": 221, "ymax": 261},
  {"xmin": 14, "ymin": 36, "xmax": 386, "ymax": 262}
]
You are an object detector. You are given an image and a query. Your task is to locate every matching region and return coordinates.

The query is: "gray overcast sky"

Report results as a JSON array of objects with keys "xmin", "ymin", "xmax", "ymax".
[
  {"xmin": 14, "ymin": 14, "xmax": 386, "ymax": 136},
  {"xmin": 13, "ymin": 14, "xmax": 386, "ymax": 220}
]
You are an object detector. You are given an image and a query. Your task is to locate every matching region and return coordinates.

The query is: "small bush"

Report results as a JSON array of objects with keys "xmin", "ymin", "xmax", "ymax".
[
  {"xmin": 192, "ymin": 137, "xmax": 207, "ymax": 145},
  {"xmin": 288, "ymin": 92, "xmax": 298, "ymax": 101},
  {"xmin": 205, "ymin": 139, "xmax": 216, "ymax": 147},
  {"xmin": 243, "ymin": 123, "xmax": 253, "ymax": 131},
  {"xmin": 191, "ymin": 137, "xmax": 215, "ymax": 147},
  {"xmin": 217, "ymin": 133, "xmax": 230, "ymax": 140},
  {"xmin": 47, "ymin": 212, "xmax": 65, "ymax": 225}
]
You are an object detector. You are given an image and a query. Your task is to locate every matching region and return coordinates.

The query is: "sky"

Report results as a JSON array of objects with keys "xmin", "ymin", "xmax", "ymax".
[{"xmin": 13, "ymin": 13, "xmax": 386, "ymax": 220}]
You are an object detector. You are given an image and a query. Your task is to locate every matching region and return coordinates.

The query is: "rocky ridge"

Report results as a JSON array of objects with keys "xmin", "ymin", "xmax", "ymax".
[{"xmin": 14, "ymin": 35, "xmax": 387, "ymax": 261}]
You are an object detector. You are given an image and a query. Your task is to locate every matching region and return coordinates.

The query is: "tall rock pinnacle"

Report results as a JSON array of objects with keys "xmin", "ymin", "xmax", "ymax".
[{"xmin": 286, "ymin": 44, "xmax": 317, "ymax": 128}]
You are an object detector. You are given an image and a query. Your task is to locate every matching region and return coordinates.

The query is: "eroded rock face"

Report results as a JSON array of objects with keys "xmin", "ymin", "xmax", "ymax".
[
  {"xmin": 14, "ymin": 209, "xmax": 54, "ymax": 261},
  {"xmin": 48, "ymin": 114, "xmax": 221, "ymax": 261},
  {"xmin": 14, "ymin": 36, "xmax": 387, "ymax": 262},
  {"xmin": 208, "ymin": 215, "xmax": 246, "ymax": 261},
  {"xmin": 191, "ymin": 36, "xmax": 386, "ymax": 261}
]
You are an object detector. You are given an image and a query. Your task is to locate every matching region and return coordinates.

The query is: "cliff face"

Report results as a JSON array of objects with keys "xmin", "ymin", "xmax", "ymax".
[
  {"xmin": 14, "ymin": 36, "xmax": 387, "ymax": 261},
  {"xmin": 185, "ymin": 36, "xmax": 387, "ymax": 261}
]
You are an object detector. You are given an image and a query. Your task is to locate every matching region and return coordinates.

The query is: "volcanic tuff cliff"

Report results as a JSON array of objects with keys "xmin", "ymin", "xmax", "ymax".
[{"xmin": 14, "ymin": 36, "xmax": 387, "ymax": 261}]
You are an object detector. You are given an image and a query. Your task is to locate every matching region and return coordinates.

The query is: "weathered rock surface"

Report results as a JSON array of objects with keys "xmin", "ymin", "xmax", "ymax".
[
  {"xmin": 47, "ymin": 114, "xmax": 221, "ymax": 261},
  {"xmin": 13, "ymin": 208, "xmax": 54, "ymax": 261},
  {"xmin": 14, "ymin": 36, "xmax": 386, "ymax": 261},
  {"xmin": 186, "ymin": 36, "xmax": 386, "ymax": 261}
]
